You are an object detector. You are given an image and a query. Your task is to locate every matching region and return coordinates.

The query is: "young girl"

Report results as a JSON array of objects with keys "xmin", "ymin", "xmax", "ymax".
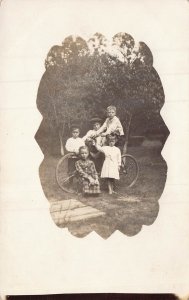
[
  {"xmin": 95, "ymin": 135, "xmax": 121, "ymax": 194},
  {"xmin": 93, "ymin": 106, "xmax": 124, "ymax": 145},
  {"xmin": 75, "ymin": 146, "xmax": 101, "ymax": 196}
]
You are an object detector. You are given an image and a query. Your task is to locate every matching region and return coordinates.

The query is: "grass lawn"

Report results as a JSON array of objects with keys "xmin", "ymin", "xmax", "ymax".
[{"xmin": 39, "ymin": 146, "xmax": 167, "ymax": 238}]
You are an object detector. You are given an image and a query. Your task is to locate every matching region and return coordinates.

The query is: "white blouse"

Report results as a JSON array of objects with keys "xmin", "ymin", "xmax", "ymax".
[
  {"xmin": 96, "ymin": 116, "xmax": 124, "ymax": 136},
  {"xmin": 65, "ymin": 137, "xmax": 85, "ymax": 153}
]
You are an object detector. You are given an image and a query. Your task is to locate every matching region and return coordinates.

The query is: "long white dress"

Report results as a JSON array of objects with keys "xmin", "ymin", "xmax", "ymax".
[{"xmin": 100, "ymin": 146, "xmax": 121, "ymax": 179}]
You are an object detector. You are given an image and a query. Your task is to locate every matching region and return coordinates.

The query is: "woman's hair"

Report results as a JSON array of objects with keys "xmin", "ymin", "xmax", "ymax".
[
  {"xmin": 107, "ymin": 105, "xmax": 116, "ymax": 112},
  {"xmin": 107, "ymin": 134, "xmax": 117, "ymax": 142},
  {"xmin": 79, "ymin": 145, "xmax": 89, "ymax": 154}
]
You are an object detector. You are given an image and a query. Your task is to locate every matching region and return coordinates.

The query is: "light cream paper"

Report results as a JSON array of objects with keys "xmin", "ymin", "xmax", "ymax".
[{"xmin": 0, "ymin": 0, "xmax": 189, "ymax": 297}]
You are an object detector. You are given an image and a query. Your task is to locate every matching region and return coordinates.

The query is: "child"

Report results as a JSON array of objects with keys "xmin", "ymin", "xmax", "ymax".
[
  {"xmin": 95, "ymin": 135, "xmax": 121, "ymax": 194},
  {"xmin": 82, "ymin": 117, "xmax": 103, "ymax": 146},
  {"xmin": 75, "ymin": 146, "xmax": 101, "ymax": 195},
  {"xmin": 65, "ymin": 126, "xmax": 85, "ymax": 155},
  {"xmin": 93, "ymin": 106, "xmax": 124, "ymax": 144},
  {"xmin": 82, "ymin": 117, "xmax": 104, "ymax": 173},
  {"xmin": 65, "ymin": 126, "xmax": 85, "ymax": 184}
]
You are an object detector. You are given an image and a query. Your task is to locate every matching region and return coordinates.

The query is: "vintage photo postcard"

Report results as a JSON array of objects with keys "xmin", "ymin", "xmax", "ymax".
[
  {"xmin": 0, "ymin": 0, "xmax": 189, "ymax": 298},
  {"xmin": 36, "ymin": 32, "xmax": 169, "ymax": 239}
]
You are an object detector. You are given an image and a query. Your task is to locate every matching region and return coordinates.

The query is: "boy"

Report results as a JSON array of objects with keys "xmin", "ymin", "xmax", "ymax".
[
  {"xmin": 65, "ymin": 126, "xmax": 85, "ymax": 154},
  {"xmin": 65, "ymin": 126, "xmax": 85, "ymax": 185},
  {"xmin": 93, "ymin": 106, "xmax": 124, "ymax": 146},
  {"xmin": 95, "ymin": 106, "xmax": 124, "ymax": 138}
]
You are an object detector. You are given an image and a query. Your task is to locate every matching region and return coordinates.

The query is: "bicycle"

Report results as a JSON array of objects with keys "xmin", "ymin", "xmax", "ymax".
[{"xmin": 56, "ymin": 151, "xmax": 139, "ymax": 194}]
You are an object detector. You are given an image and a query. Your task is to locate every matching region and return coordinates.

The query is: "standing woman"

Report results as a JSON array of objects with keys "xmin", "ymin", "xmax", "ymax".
[{"xmin": 95, "ymin": 135, "xmax": 121, "ymax": 194}]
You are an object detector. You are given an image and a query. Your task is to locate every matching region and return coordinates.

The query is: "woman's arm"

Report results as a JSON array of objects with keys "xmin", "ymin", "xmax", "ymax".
[
  {"xmin": 94, "ymin": 142, "xmax": 105, "ymax": 154},
  {"xmin": 95, "ymin": 119, "xmax": 107, "ymax": 136},
  {"xmin": 82, "ymin": 130, "xmax": 94, "ymax": 142},
  {"xmin": 115, "ymin": 118, "xmax": 124, "ymax": 135}
]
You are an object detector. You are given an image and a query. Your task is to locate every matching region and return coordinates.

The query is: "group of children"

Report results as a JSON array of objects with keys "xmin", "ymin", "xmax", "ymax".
[{"xmin": 65, "ymin": 106, "xmax": 124, "ymax": 195}]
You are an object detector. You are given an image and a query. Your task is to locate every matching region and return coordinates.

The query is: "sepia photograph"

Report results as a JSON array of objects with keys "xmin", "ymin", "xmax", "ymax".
[
  {"xmin": 1, "ymin": 0, "xmax": 189, "ymax": 297},
  {"xmin": 35, "ymin": 32, "xmax": 169, "ymax": 238}
]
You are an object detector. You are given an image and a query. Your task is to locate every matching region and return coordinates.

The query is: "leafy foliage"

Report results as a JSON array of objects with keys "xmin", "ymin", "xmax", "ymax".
[{"xmin": 36, "ymin": 33, "xmax": 168, "ymax": 154}]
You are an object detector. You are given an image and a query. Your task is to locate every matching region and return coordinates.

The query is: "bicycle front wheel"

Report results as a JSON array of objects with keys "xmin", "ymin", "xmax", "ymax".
[{"xmin": 56, "ymin": 153, "xmax": 78, "ymax": 194}]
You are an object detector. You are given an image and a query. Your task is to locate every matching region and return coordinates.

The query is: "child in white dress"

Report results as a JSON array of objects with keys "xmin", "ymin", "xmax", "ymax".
[{"xmin": 95, "ymin": 135, "xmax": 121, "ymax": 194}]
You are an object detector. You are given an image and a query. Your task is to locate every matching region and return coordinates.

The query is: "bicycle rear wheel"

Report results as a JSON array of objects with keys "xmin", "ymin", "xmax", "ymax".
[
  {"xmin": 119, "ymin": 154, "xmax": 139, "ymax": 187},
  {"xmin": 56, "ymin": 153, "xmax": 78, "ymax": 193}
]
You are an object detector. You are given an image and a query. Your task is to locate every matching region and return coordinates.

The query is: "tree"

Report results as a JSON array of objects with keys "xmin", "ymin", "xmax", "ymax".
[{"xmin": 36, "ymin": 33, "xmax": 167, "ymax": 156}]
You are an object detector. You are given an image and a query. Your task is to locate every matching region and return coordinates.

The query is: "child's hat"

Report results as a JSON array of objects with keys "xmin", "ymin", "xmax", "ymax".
[
  {"xmin": 90, "ymin": 117, "xmax": 102, "ymax": 123},
  {"xmin": 70, "ymin": 122, "xmax": 80, "ymax": 131}
]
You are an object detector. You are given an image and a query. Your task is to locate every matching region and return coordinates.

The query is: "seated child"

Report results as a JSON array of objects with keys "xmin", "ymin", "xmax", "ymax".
[
  {"xmin": 65, "ymin": 126, "xmax": 85, "ymax": 183},
  {"xmin": 75, "ymin": 146, "xmax": 101, "ymax": 196},
  {"xmin": 95, "ymin": 135, "xmax": 121, "ymax": 195},
  {"xmin": 93, "ymin": 105, "xmax": 124, "ymax": 145}
]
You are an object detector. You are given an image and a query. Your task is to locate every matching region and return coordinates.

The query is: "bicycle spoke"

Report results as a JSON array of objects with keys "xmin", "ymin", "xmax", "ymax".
[{"xmin": 56, "ymin": 154, "xmax": 78, "ymax": 194}]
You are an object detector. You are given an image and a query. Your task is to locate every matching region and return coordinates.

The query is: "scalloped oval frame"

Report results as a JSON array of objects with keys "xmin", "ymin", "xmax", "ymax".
[{"xmin": 35, "ymin": 33, "xmax": 169, "ymax": 239}]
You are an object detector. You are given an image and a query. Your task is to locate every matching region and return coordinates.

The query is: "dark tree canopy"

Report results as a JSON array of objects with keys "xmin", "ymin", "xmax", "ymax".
[{"xmin": 36, "ymin": 32, "xmax": 168, "ymax": 155}]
